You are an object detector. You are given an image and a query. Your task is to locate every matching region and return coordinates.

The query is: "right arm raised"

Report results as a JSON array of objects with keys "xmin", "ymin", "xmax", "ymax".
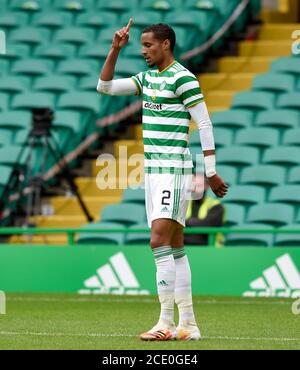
[{"xmin": 97, "ymin": 18, "xmax": 139, "ymax": 96}]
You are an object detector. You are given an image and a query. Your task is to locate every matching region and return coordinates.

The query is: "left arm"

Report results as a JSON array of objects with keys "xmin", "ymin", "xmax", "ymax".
[{"xmin": 188, "ymin": 102, "xmax": 228, "ymax": 198}]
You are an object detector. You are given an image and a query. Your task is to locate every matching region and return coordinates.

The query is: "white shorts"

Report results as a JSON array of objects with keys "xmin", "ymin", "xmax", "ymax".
[{"xmin": 145, "ymin": 173, "xmax": 193, "ymax": 228}]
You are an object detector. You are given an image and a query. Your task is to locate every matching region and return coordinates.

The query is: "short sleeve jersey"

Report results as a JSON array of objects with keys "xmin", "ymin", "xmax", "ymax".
[{"xmin": 131, "ymin": 60, "xmax": 204, "ymax": 175}]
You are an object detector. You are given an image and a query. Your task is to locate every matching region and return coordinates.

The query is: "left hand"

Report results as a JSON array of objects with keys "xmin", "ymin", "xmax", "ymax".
[{"xmin": 207, "ymin": 174, "xmax": 228, "ymax": 198}]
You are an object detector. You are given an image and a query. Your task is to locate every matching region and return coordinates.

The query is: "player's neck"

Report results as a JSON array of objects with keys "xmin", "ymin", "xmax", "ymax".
[{"xmin": 157, "ymin": 57, "xmax": 176, "ymax": 73}]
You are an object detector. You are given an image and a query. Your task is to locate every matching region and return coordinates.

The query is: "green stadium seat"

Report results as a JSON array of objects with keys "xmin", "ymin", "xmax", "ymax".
[
  {"xmin": 53, "ymin": 0, "xmax": 95, "ymax": 12},
  {"xmin": 57, "ymin": 59, "xmax": 99, "ymax": 77},
  {"xmin": 274, "ymin": 225, "xmax": 300, "ymax": 247},
  {"xmin": 263, "ymin": 146, "xmax": 300, "ymax": 167},
  {"xmin": 235, "ymin": 128, "xmax": 279, "ymax": 148},
  {"xmin": 0, "ymin": 111, "xmax": 31, "ymax": 135},
  {"xmin": 252, "ymin": 73, "xmax": 295, "ymax": 93},
  {"xmin": 53, "ymin": 110, "xmax": 82, "ymax": 136},
  {"xmin": 288, "ymin": 166, "xmax": 300, "ymax": 185},
  {"xmin": 54, "ymin": 27, "xmax": 95, "ymax": 45},
  {"xmin": 0, "ymin": 165, "xmax": 13, "ymax": 197},
  {"xmin": 0, "ymin": 11, "xmax": 29, "ymax": 28},
  {"xmin": 34, "ymin": 43, "xmax": 76, "ymax": 60},
  {"xmin": 269, "ymin": 185, "xmax": 300, "ymax": 205},
  {"xmin": 271, "ymin": 57, "xmax": 300, "ymax": 76},
  {"xmin": 217, "ymin": 165, "xmax": 238, "ymax": 186},
  {"xmin": 0, "ymin": 76, "xmax": 30, "ymax": 93},
  {"xmin": 33, "ymin": 11, "xmax": 73, "ymax": 28},
  {"xmin": 0, "ymin": 93, "xmax": 9, "ymax": 111},
  {"xmin": 247, "ymin": 203, "xmax": 295, "ymax": 226},
  {"xmin": 141, "ymin": 0, "xmax": 183, "ymax": 11},
  {"xmin": 166, "ymin": 9, "xmax": 214, "ymax": 36},
  {"xmin": 190, "ymin": 127, "xmax": 233, "ymax": 148},
  {"xmin": 98, "ymin": 27, "xmax": 140, "ymax": 44},
  {"xmin": 0, "ymin": 145, "xmax": 27, "ymax": 167},
  {"xmin": 11, "ymin": 92, "xmax": 56, "ymax": 110},
  {"xmin": 33, "ymin": 75, "xmax": 76, "ymax": 93},
  {"xmin": 121, "ymin": 11, "xmax": 162, "ymax": 30},
  {"xmin": 0, "ymin": 0, "xmax": 7, "ymax": 10},
  {"xmin": 0, "ymin": 130, "xmax": 13, "ymax": 146},
  {"xmin": 9, "ymin": 27, "xmax": 50, "ymax": 45},
  {"xmin": 232, "ymin": 91, "xmax": 275, "ymax": 111},
  {"xmin": 297, "ymin": 212, "xmax": 300, "ymax": 223},
  {"xmin": 77, "ymin": 222, "xmax": 126, "ymax": 245},
  {"xmin": 224, "ymin": 203, "xmax": 245, "ymax": 226},
  {"xmin": 250, "ymin": 0, "xmax": 262, "ymax": 17},
  {"xmin": 283, "ymin": 129, "xmax": 300, "ymax": 146},
  {"xmin": 122, "ymin": 187, "xmax": 145, "ymax": 204},
  {"xmin": 277, "ymin": 93, "xmax": 300, "ymax": 110},
  {"xmin": 77, "ymin": 11, "xmax": 118, "ymax": 28},
  {"xmin": 122, "ymin": 43, "xmax": 145, "ymax": 60},
  {"xmin": 211, "ymin": 109, "xmax": 253, "ymax": 129},
  {"xmin": 79, "ymin": 76, "xmax": 99, "ymax": 91},
  {"xmin": 125, "ymin": 222, "xmax": 151, "ymax": 245},
  {"xmin": 12, "ymin": 59, "xmax": 54, "ymax": 76},
  {"xmin": 58, "ymin": 92, "xmax": 100, "ymax": 114},
  {"xmin": 115, "ymin": 58, "xmax": 147, "ymax": 77},
  {"xmin": 100, "ymin": 203, "xmax": 146, "ymax": 226},
  {"xmin": 217, "ymin": 146, "xmax": 260, "ymax": 167},
  {"xmin": 9, "ymin": 0, "xmax": 52, "ymax": 11},
  {"xmin": 240, "ymin": 165, "xmax": 286, "ymax": 187},
  {"xmin": 0, "ymin": 60, "xmax": 9, "ymax": 76},
  {"xmin": 2, "ymin": 44, "xmax": 31, "ymax": 61},
  {"xmin": 79, "ymin": 42, "xmax": 112, "ymax": 60},
  {"xmin": 222, "ymin": 185, "xmax": 265, "ymax": 206},
  {"xmin": 226, "ymin": 223, "xmax": 274, "ymax": 247},
  {"xmin": 255, "ymin": 109, "xmax": 299, "ymax": 130},
  {"xmin": 189, "ymin": 146, "xmax": 204, "ymax": 168},
  {"xmin": 97, "ymin": 0, "xmax": 139, "ymax": 12}
]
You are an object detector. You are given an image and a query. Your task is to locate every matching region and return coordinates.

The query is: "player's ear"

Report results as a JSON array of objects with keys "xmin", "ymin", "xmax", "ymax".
[{"xmin": 162, "ymin": 39, "xmax": 171, "ymax": 51}]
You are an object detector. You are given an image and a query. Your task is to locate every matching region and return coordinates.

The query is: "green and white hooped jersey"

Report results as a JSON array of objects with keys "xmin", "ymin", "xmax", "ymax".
[{"xmin": 131, "ymin": 61, "xmax": 204, "ymax": 175}]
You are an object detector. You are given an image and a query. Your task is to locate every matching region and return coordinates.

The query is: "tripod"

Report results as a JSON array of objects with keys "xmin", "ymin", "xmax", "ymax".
[{"xmin": 0, "ymin": 108, "xmax": 93, "ymax": 227}]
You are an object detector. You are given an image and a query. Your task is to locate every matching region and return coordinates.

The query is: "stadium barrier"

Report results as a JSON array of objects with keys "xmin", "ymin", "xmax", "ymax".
[
  {"xmin": 0, "ymin": 227, "xmax": 300, "ymax": 298},
  {"xmin": 0, "ymin": 226, "xmax": 300, "ymax": 246}
]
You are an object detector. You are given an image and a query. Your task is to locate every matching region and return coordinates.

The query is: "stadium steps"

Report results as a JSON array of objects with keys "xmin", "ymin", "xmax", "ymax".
[
  {"xmin": 239, "ymin": 40, "xmax": 292, "ymax": 57},
  {"xmin": 218, "ymin": 56, "xmax": 276, "ymax": 73},
  {"xmin": 75, "ymin": 177, "xmax": 142, "ymax": 197},
  {"xmin": 259, "ymin": 23, "xmax": 300, "ymax": 40},
  {"xmin": 50, "ymin": 196, "xmax": 122, "ymax": 218},
  {"xmin": 200, "ymin": 73, "xmax": 255, "ymax": 91}
]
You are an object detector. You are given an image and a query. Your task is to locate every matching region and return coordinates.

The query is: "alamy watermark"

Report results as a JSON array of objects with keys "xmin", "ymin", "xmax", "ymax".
[
  {"xmin": 292, "ymin": 298, "xmax": 300, "ymax": 315},
  {"xmin": 0, "ymin": 30, "xmax": 6, "ymax": 55},
  {"xmin": 0, "ymin": 291, "xmax": 6, "ymax": 315},
  {"xmin": 95, "ymin": 147, "xmax": 206, "ymax": 200},
  {"xmin": 291, "ymin": 30, "xmax": 300, "ymax": 55}
]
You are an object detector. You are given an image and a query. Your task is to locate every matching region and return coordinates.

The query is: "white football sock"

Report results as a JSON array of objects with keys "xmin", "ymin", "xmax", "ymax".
[
  {"xmin": 173, "ymin": 248, "xmax": 197, "ymax": 325},
  {"xmin": 153, "ymin": 246, "xmax": 176, "ymax": 324}
]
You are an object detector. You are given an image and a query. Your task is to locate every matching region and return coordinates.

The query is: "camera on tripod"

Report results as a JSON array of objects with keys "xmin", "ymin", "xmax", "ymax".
[
  {"xmin": 31, "ymin": 107, "xmax": 54, "ymax": 137},
  {"xmin": 0, "ymin": 107, "xmax": 93, "ymax": 226}
]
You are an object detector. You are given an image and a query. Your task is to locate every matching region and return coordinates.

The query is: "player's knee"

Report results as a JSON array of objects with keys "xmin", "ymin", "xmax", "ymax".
[{"xmin": 150, "ymin": 233, "xmax": 171, "ymax": 249}]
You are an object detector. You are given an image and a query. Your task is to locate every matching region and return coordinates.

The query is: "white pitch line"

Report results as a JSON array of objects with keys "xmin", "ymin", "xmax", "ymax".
[
  {"xmin": 6, "ymin": 297, "xmax": 292, "ymax": 306},
  {"xmin": 0, "ymin": 331, "xmax": 299, "ymax": 343}
]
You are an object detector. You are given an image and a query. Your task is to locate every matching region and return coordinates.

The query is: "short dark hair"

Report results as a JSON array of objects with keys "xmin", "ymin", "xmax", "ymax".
[{"xmin": 142, "ymin": 23, "xmax": 176, "ymax": 52}]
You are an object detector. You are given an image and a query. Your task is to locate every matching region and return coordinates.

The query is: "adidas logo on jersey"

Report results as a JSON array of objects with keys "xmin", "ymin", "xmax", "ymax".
[
  {"xmin": 161, "ymin": 207, "xmax": 169, "ymax": 212},
  {"xmin": 243, "ymin": 253, "xmax": 300, "ymax": 298},
  {"xmin": 78, "ymin": 252, "xmax": 150, "ymax": 296}
]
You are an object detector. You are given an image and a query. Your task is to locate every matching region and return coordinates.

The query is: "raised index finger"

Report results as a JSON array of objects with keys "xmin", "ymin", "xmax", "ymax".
[{"xmin": 125, "ymin": 18, "xmax": 133, "ymax": 32}]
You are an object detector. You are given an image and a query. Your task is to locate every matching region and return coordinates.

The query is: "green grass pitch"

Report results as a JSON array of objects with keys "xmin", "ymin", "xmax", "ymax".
[{"xmin": 0, "ymin": 294, "xmax": 299, "ymax": 350}]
